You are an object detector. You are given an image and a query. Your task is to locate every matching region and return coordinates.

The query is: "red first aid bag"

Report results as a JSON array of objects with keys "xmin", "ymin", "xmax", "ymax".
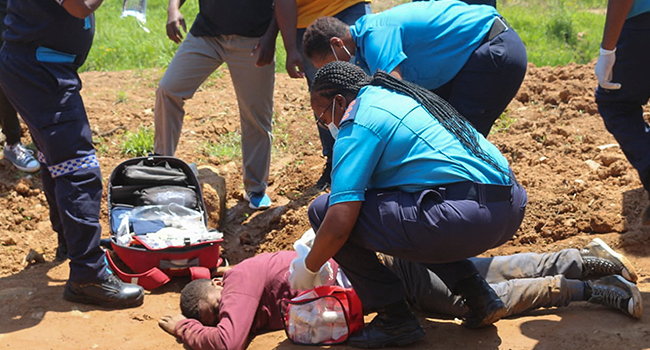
[
  {"xmin": 104, "ymin": 156, "xmax": 223, "ymax": 290},
  {"xmin": 280, "ymin": 286, "xmax": 364, "ymax": 345}
]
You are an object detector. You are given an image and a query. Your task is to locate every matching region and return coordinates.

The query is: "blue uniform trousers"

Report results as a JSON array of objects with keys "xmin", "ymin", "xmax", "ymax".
[
  {"xmin": 595, "ymin": 12, "xmax": 650, "ymax": 191},
  {"xmin": 0, "ymin": 43, "xmax": 108, "ymax": 283},
  {"xmin": 432, "ymin": 27, "xmax": 528, "ymax": 137},
  {"xmin": 308, "ymin": 180, "xmax": 527, "ymax": 308},
  {"xmin": 296, "ymin": 2, "xmax": 371, "ymax": 164}
]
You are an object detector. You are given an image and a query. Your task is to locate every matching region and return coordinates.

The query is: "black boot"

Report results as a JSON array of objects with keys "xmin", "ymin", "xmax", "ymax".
[
  {"xmin": 63, "ymin": 274, "xmax": 144, "ymax": 309},
  {"xmin": 348, "ymin": 299, "xmax": 425, "ymax": 349},
  {"xmin": 455, "ymin": 273, "xmax": 507, "ymax": 328}
]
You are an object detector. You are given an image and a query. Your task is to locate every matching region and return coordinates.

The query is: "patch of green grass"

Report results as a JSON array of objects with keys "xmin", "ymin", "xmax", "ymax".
[
  {"xmin": 115, "ymin": 90, "xmax": 129, "ymax": 104},
  {"xmin": 491, "ymin": 109, "xmax": 517, "ymax": 134},
  {"xmin": 201, "ymin": 131, "xmax": 242, "ymax": 160},
  {"xmin": 499, "ymin": 0, "xmax": 606, "ymax": 66},
  {"xmin": 121, "ymin": 125, "xmax": 154, "ymax": 156},
  {"xmin": 86, "ymin": 0, "xmax": 606, "ymax": 73},
  {"xmin": 86, "ymin": 0, "xmax": 199, "ymax": 72},
  {"xmin": 93, "ymin": 136, "xmax": 110, "ymax": 156},
  {"xmin": 87, "ymin": 0, "xmax": 290, "ymax": 73}
]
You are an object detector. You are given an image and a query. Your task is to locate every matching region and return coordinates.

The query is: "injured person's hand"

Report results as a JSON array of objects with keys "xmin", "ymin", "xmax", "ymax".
[{"xmin": 158, "ymin": 314, "xmax": 187, "ymax": 336}]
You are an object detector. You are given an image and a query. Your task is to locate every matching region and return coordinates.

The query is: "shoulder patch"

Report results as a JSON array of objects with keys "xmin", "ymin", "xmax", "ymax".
[{"xmin": 340, "ymin": 98, "xmax": 361, "ymax": 126}]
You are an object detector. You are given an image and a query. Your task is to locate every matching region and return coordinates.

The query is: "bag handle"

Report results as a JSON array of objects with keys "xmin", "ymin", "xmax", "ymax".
[{"xmin": 104, "ymin": 249, "xmax": 170, "ymax": 290}]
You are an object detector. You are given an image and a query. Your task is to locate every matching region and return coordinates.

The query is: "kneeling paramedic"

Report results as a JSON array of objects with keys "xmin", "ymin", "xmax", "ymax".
[{"xmin": 288, "ymin": 61, "xmax": 528, "ymax": 348}]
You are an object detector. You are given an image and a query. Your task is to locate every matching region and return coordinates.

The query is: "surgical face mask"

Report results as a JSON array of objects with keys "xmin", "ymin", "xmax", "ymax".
[
  {"xmin": 341, "ymin": 45, "xmax": 355, "ymax": 63},
  {"xmin": 330, "ymin": 43, "xmax": 354, "ymax": 63},
  {"xmin": 327, "ymin": 100, "xmax": 339, "ymax": 140}
]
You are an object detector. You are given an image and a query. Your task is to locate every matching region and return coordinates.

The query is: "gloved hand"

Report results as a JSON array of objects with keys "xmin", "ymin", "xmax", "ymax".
[
  {"xmin": 595, "ymin": 47, "xmax": 621, "ymax": 90},
  {"xmin": 289, "ymin": 256, "xmax": 319, "ymax": 291}
]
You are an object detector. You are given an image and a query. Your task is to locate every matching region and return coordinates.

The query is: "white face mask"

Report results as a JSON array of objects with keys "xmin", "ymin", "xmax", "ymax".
[
  {"xmin": 342, "ymin": 45, "xmax": 355, "ymax": 63},
  {"xmin": 327, "ymin": 100, "xmax": 339, "ymax": 140},
  {"xmin": 330, "ymin": 43, "xmax": 354, "ymax": 63}
]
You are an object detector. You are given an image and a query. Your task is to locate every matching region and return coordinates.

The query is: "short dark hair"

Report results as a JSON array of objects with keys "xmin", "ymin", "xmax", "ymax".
[
  {"xmin": 303, "ymin": 17, "xmax": 350, "ymax": 61},
  {"xmin": 180, "ymin": 279, "xmax": 214, "ymax": 321}
]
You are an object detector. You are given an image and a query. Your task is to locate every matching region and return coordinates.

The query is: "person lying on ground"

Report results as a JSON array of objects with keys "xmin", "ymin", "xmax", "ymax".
[
  {"xmin": 378, "ymin": 238, "xmax": 641, "ymax": 321},
  {"xmin": 157, "ymin": 238, "xmax": 641, "ymax": 350}
]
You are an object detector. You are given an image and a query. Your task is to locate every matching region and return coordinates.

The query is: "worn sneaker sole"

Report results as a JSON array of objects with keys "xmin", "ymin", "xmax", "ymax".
[
  {"xmin": 348, "ymin": 328, "xmax": 426, "ymax": 349},
  {"xmin": 592, "ymin": 238, "xmax": 638, "ymax": 283},
  {"xmin": 615, "ymin": 275, "xmax": 643, "ymax": 319},
  {"xmin": 63, "ymin": 289, "xmax": 144, "ymax": 309}
]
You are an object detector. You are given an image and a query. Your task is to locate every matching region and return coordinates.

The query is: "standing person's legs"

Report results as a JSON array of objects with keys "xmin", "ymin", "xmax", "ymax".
[
  {"xmin": 0, "ymin": 48, "xmax": 143, "ymax": 308},
  {"xmin": 296, "ymin": 2, "xmax": 371, "ymax": 189},
  {"xmin": 433, "ymin": 27, "xmax": 527, "ymax": 137},
  {"xmin": 223, "ymin": 35, "xmax": 274, "ymax": 198},
  {"xmin": 0, "ymin": 73, "xmax": 39, "ymax": 173},
  {"xmin": 154, "ymin": 32, "xmax": 225, "ymax": 156},
  {"xmin": 0, "ymin": 87, "xmax": 20, "ymax": 145},
  {"xmin": 595, "ymin": 13, "xmax": 650, "ymax": 221}
]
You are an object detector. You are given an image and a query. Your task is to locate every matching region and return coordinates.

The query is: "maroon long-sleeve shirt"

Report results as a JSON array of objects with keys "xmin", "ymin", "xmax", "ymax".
[{"xmin": 175, "ymin": 251, "xmax": 336, "ymax": 350}]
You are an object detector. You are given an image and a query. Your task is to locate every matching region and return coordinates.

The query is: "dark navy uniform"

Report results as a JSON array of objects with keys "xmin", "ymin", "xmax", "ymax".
[
  {"xmin": 0, "ymin": 0, "xmax": 107, "ymax": 283},
  {"xmin": 595, "ymin": 5, "xmax": 650, "ymax": 193}
]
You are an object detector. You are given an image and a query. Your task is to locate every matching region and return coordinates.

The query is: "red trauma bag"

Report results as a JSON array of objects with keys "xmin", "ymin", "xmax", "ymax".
[
  {"xmin": 105, "ymin": 156, "xmax": 223, "ymax": 289},
  {"xmin": 280, "ymin": 286, "xmax": 364, "ymax": 345}
]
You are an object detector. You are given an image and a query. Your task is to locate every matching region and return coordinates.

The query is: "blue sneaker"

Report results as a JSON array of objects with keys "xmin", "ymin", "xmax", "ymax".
[
  {"xmin": 244, "ymin": 191, "xmax": 272, "ymax": 210},
  {"xmin": 3, "ymin": 142, "xmax": 40, "ymax": 173}
]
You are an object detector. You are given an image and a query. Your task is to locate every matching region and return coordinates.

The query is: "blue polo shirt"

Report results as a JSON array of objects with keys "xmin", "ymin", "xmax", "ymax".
[
  {"xmin": 349, "ymin": 0, "xmax": 499, "ymax": 90},
  {"xmin": 629, "ymin": 0, "xmax": 650, "ymax": 18},
  {"xmin": 3, "ymin": 0, "xmax": 94, "ymax": 66},
  {"xmin": 329, "ymin": 85, "xmax": 510, "ymax": 206}
]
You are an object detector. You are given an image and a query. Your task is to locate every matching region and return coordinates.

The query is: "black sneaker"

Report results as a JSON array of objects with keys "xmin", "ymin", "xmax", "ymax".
[
  {"xmin": 348, "ymin": 299, "xmax": 425, "ymax": 349},
  {"xmin": 580, "ymin": 238, "xmax": 637, "ymax": 283},
  {"xmin": 315, "ymin": 162, "xmax": 332, "ymax": 190},
  {"xmin": 587, "ymin": 275, "xmax": 643, "ymax": 319},
  {"xmin": 63, "ymin": 274, "xmax": 144, "ymax": 309}
]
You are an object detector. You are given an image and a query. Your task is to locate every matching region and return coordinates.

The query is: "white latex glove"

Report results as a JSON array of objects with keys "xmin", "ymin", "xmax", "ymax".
[
  {"xmin": 289, "ymin": 256, "xmax": 319, "ymax": 290},
  {"xmin": 293, "ymin": 228, "xmax": 335, "ymax": 286},
  {"xmin": 595, "ymin": 47, "xmax": 621, "ymax": 90}
]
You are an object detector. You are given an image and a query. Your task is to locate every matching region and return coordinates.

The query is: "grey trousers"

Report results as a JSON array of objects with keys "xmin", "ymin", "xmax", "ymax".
[
  {"xmin": 384, "ymin": 249, "xmax": 583, "ymax": 318},
  {"xmin": 154, "ymin": 32, "xmax": 274, "ymax": 194}
]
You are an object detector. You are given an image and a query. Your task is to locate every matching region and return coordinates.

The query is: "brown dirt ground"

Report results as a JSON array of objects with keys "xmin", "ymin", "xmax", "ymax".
[{"xmin": 1, "ymin": 61, "xmax": 650, "ymax": 350}]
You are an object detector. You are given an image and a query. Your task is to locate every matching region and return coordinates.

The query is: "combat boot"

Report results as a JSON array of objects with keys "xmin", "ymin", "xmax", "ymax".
[
  {"xmin": 587, "ymin": 275, "xmax": 643, "ymax": 319},
  {"xmin": 580, "ymin": 238, "xmax": 637, "ymax": 283},
  {"xmin": 348, "ymin": 299, "xmax": 425, "ymax": 349},
  {"xmin": 455, "ymin": 273, "xmax": 507, "ymax": 328}
]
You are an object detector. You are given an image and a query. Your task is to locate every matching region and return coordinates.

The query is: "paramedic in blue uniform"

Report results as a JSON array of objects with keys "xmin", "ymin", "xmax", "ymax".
[
  {"xmin": 288, "ymin": 61, "xmax": 527, "ymax": 349},
  {"xmin": 0, "ymin": 0, "xmax": 144, "ymax": 308},
  {"xmin": 594, "ymin": 0, "xmax": 650, "ymax": 225},
  {"xmin": 302, "ymin": 0, "xmax": 527, "ymax": 137}
]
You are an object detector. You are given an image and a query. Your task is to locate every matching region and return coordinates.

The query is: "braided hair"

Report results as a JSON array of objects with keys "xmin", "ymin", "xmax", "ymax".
[
  {"xmin": 311, "ymin": 61, "xmax": 510, "ymax": 180},
  {"xmin": 303, "ymin": 17, "xmax": 350, "ymax": 61}
]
